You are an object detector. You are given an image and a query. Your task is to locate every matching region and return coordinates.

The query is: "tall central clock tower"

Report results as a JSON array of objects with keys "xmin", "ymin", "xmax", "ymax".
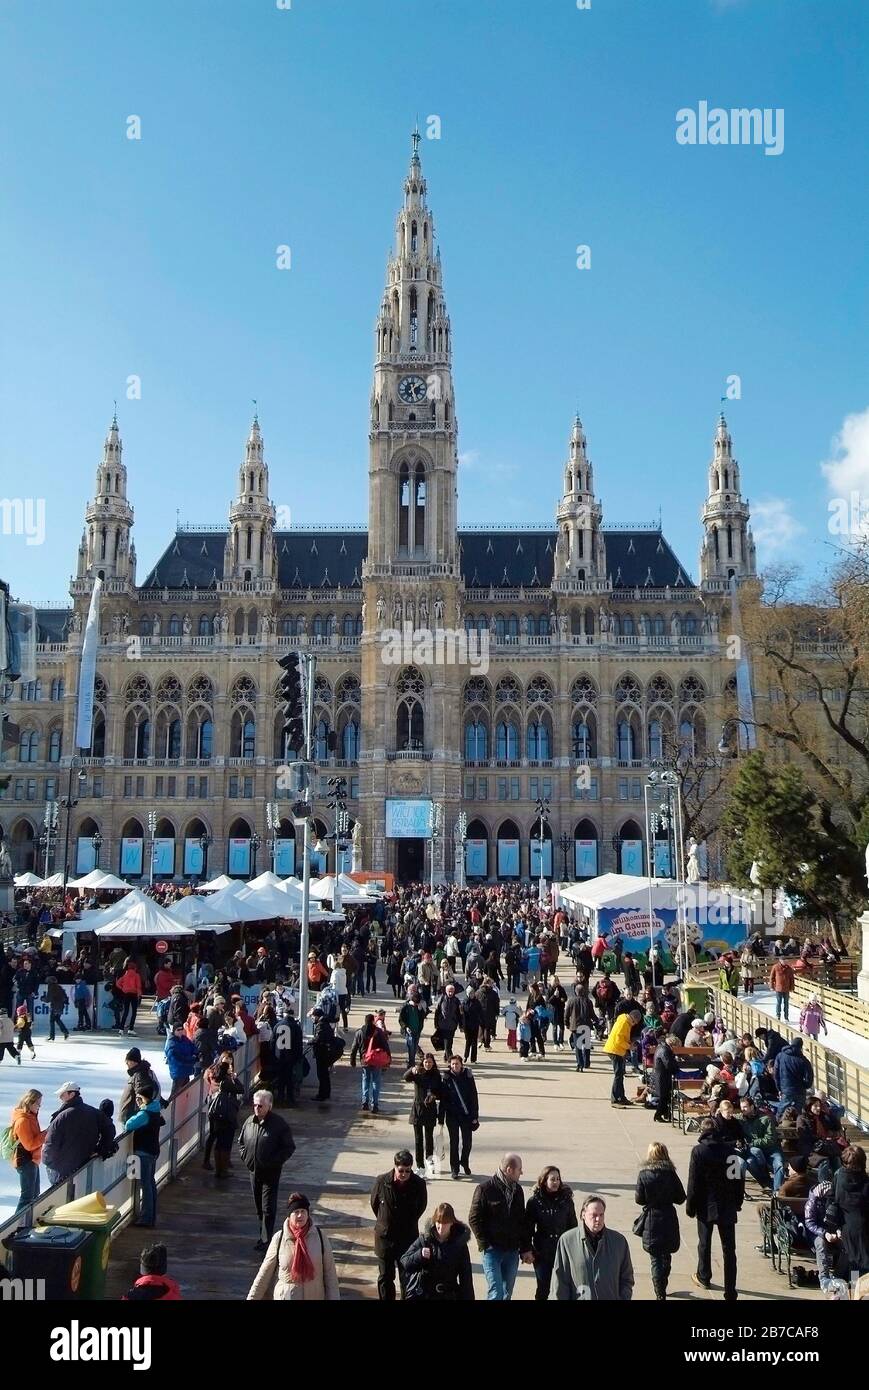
[{"xmin": 360, "ymin": 130, "xmax": 463, "ymax": 878}]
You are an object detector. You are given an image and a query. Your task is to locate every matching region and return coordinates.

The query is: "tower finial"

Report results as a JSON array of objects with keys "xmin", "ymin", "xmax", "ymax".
[
  {"xmin": 112, "ymin": 399, "xmax": 118, "ymax": 429},
  {"xmin": 252, "ymin": 397, "xmax": 258, "ymax": 426}
]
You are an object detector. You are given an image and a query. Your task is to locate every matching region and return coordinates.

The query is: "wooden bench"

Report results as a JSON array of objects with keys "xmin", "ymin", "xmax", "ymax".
[
  {"xmin": 756, "ymin": 1195, "xmax": 813, "ymax": 1287},
  {"xmin": 670, "ymin": 1046, "xmax": 716, "ymax": 1131}
]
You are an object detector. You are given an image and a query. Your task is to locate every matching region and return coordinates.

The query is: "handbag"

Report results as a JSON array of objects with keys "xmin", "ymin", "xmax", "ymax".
[
  {"xmin": 632, "ymin": 1209, "xmax": 648, "ymax": 1237},
  {"xmin": 363, "ymin": 1039, "xmax": 391, "ymax": 1070}
]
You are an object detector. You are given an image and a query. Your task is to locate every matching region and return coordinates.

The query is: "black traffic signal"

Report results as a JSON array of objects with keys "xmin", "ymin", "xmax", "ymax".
[{"xmin": 277, "ymin": 651, "xmax": 305, "ymax": 754}]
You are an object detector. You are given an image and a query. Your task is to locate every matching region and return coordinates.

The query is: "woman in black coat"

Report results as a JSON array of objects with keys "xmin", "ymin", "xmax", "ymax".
[
  {"xmin": 634, "ymin": 1142, "xmax": 686, "ymax": 1300},
  {"xmin": 403, "ymin": 1052, "xmax": 444, "ymax": 1174},
  {"xmin": 525, "ymin": 1166, "xmax": 578, "ymax": 1300},
  {"xmin": 652, "ymin": 1032, "xmax": 680, "ymax": 1123},
  {"xmin": 400, "ymin": 1203, "xmax": 475, "ymax": 1301},
  {"xmin": 828, "ymin": 1145, "xmax": 869, "ymax": 1276}
]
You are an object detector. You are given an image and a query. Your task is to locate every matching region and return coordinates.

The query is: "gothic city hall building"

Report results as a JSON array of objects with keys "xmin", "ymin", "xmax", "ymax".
[{"xmin": 2, "ymin": 134, "xmax": 758, "ymax": 885}]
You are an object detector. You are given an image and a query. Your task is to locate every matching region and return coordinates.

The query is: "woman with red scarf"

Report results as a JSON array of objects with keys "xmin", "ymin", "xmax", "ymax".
[{"xmin": 247, "ymin": 1193, "xmax": 341, "ymax": 1300}]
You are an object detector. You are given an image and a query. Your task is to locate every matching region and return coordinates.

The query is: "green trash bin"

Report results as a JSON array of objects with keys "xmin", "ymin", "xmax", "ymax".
[
  {"xmin": 3, "ymin": 1224, "xmax": 92, "ymax": 1300},
  {"xmin": 43, "ymin": 1196, "xmax": 122, "ymax": 1301}
]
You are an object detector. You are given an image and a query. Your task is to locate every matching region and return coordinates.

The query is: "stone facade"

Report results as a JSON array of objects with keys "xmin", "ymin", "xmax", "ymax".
[{"xmin": 2, "ymin": 134, "xmax": 764, "ymax": 885}]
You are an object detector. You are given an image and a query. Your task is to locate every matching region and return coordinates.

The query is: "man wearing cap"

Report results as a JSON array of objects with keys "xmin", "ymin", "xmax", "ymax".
[{"xmin": 42, "ymin": 1083, "xmax": 117, "ymax": 1185}]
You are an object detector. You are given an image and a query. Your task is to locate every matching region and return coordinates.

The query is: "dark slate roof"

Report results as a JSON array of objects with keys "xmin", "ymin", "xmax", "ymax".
[
  {"xmin": 35, "ymin": 609, "xmax": 72, "ymax": 642},
  {"xmin": 140, "ymin": 527, "xmax": 693, "ymax": 592}
]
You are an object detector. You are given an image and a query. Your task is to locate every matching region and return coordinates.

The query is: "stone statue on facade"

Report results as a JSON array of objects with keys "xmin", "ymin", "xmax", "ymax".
[
  {"xmin": 670, "ymin": 613, "xmax": 680, "ymax": 637},
  {"xmin": 392, "ymin": 594, "xmax": 402, "ymax": 626},
  {"xmin": 419, "ymin": 593, "xmax": 429, "ymax": 625},
  {"xmin": 638, "ymin": 613, "xmax": 648, "ymax": 637},
  {"xmin": 434, "ymin": 592, "xmax": 444, "ymax": 622},
  {"xmin": 352, "ymin": 819, "xmax": 363, "ymax": 873},
  {"xmin": 111, "ymin": 614, "xmax": 122, "ymax": 637},
  {"xmin": 376, "ymin": 594, "xmax": 386, "ymax": 624},
  {"xmin": 152, "ymin": 613, "xmax": 161, "ymax": 637},
  {"xmin": 182, "ymin": 614, "xmax": 192, "ymax": 636},
  {"xmin": 558, "ymin": 612, "xmax": 569, "ymax": 637}
]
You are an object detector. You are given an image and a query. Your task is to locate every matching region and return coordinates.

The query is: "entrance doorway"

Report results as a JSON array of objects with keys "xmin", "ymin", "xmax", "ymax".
[{"xmin": 396, "ymin": 837, "xmax": 425, "ymax": 884}]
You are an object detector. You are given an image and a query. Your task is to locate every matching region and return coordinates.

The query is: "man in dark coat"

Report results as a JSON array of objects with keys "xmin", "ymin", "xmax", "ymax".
[
  {"xmin": 477, "ymin": 979, "xmax": 500, "ymax": 1050},
  {"xmin": 310, "ymin": 1007, "xmax": 336, "ymax": 1101},
  {"xmin": 754, "ymin": 1026, "xmax": 786, "ymax": 1065},
  {"xmin": 460, "ymin": 989, "xmax": 483, "ymax": 1063},
  {"xmin": 685, "ymin": 1117, "xmax": 745, "ymax": 1300},
  {"xmin": 468, "ymin": 1153, "xmax": 533, "ymax": 1300},
  {"xmin": 671, "ymin": 1007, "xmax": 696, "ymax": 1044},
  {"xmin": 370, "ymin": 1150, "xmax": 427, "ymax": 1300},
  {"xmin": 773, "ymin": 1037, "xmax": 814, "ymax": 1113},
  {"xmin": 238, "ymin": 1090, "xmax": 296, "ymax": 1250},
  {"xmin": 119, "ymin": 1048, "xmax": 164, "ymax": 1123},
  {"xmin": 43, "ymin": 1083, "xmax": 116, "ymax": 1184},
  {"xmin": 434, "ymin": 984, "xmax": 462, "ymax": 1061},
  {"xmin": 652, "ymin": 1033, "xmax": 681, "ymax": 1122}
]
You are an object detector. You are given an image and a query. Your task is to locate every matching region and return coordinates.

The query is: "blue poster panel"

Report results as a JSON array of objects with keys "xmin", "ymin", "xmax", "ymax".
[
  {"xmin": 620, "ymin": 840, "xmax": 644, "ymax": 876},
  {"xmin": 310, "ymin": 847, "xmax": 327, "ymax": 875},
  {"xmin": 653, "ymin": 842, "xmax": 672, "ymax": 877},
  {"xmin": 385, "ymin": 798, "xmax": 434, "ymax": 838},
  {"xmin": 529, "ymin": 839, "xmax": 553, "ymax": 876},
  {"xmin": 497, "ymin": 838, "xmax": 520, "ymax": 877},
  {"xmin": 465, "ymin": 839, "xmax": 488, "ymax": 877},
  {"xmin": 75, "ymin": 838, "xmax": 96, "ymax": 875},
  {"xmin": 120, "ymin": 838, "xmax": 143, "ymax": 876},
  {"xmin": 184, "ymin": 839, "xmax": 204, "ymax": 876},
  {"xmin": 275, "ymin": 838, "xmax": 295, "ymax": 876},
  {"xmin": 152, "ymin": 838, "xmax": 175, "ymax": 876},
  {"xmin": 228, "ymin": 838, "xmax": 251, "ymax": 877},
  {"xmin": 574, "ymin": 839, "xmax": 598, "ymax": 878}
]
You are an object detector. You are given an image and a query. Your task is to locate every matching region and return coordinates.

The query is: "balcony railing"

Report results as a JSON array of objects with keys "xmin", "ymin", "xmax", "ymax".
[{"xmin": 386, "ymin": 749, "xmax": 434, "ymax": 762}]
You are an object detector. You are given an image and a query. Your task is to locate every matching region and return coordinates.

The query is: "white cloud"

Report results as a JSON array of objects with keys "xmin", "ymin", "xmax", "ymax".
[
  {"xmin": 458, "ymin": 448, "xmax": 517, "ymax": 480},
  {"xmin": 820, "ymin": 406, "xmax": 869, "ymax": 496},
  {"xmin": 458, "ymin": 449, "xmax": 480, "ymax": 469},
  {"xmin": 751, "ymin": 497, "xmax": 805, "ymax": 558}
]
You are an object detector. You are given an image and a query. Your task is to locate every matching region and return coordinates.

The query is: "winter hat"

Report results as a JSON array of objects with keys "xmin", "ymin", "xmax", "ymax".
[
  {"xmin": 125, "ymin": 1047, "xmax": 142, "ymax": 1063},
  {"xmin": 286, "ymin": 1193, "xmax": 311, "ymax": 1217}
]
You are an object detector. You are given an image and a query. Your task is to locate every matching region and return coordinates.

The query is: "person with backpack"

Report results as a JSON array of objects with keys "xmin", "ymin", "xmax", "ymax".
[
  {"xmin": 122, "ymin": 1242, "xmax": 182, "ymax": 1301},
  {"xmin": 5, "ymin": 1088, "xmax": 47, "ymax": 1211},
  {"xmin": 400, "ymin": 1200, "xmax": 474, "ymax": 1302},
  {"xmin": 202, "ymin": 1059, "xmax": 243, "ymax": 1177},
  {"xmin": 123, "ymin": 1085, "xmax": 165, "ymax": 1228},
  {"xmin": 310, "ymin": 1007, "xmax": 338, "ymax": 1102}
]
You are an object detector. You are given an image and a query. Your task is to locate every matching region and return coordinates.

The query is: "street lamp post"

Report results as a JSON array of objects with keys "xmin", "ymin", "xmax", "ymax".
[
  {"xmin": 429, "ymin": 801, "xmax": 443, "ymax": 896},
  {"xmin": 326, "ymin": 777, "xmax": 349, "ymax": 913},
  {"xmin": 91, "ymin": 830, "xmax": 103, "ymax": 871},
  {"xmin": 558, "ymin": 831, "xmax": 571, "ymax": 882},
  {"xmin": 147, "ymin": 810, "xmax": 157, "ymax": 887},
  {"xmin": 41, "ymin": 800, "xmax": 59, "ymax": 878},
  {"xmin": 454, "ymin": 811, "xmax": 467, "ymax": 888},
  {"xmin": 60, "ymin": 758, "xmax": 87, "ymax": 898},
  {"xmin": 534, "ymin": 796, "xmax": 550, "ymax": 905},
  {"xmin": 250, "ymin": 831, "xmax": 262, "ymax": 880},
  {"xmin": 266, "ymin": 801, "xmax": 281, "ymax": 874},
  {"xmin": 199, "ymin": 832, "xmax": 212, "ymax": 884}
]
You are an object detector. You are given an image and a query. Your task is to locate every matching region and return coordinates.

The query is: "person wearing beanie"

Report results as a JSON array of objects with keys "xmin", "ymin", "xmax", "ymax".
[
  {"xmin": 122, "ymin": 1243, "xmax": 182, "ymax": 1301},
  {"xmin": 247, "ymin": 1193, "xmax": 340, "ymax": 1301},
  {"xmin": 777, "ymin": 1153, "xmax": 812, "ymax": 1207},
  {"xmin": 119, "ymin": 1048, "xmax": 163, "ymax": 1124}
]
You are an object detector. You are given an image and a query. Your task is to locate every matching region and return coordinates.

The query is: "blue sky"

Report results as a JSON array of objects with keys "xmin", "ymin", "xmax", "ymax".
[{"xmin": 2, "ymin": 0, "xmax": 867, "ymax": 603}]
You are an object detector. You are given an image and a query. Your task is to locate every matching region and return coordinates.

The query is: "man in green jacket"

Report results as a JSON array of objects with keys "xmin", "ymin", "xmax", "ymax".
[
  {"xmin": 552, "ymin": 1195, "xmax": 634, "ymax": 1300},
  {"xmin": 739, "ymin": 1098, "xmax": 785, "ymax": 1191},
  {"xmin": 398, "ymin": 991, "xmax": 427, "ymax": 1067}
]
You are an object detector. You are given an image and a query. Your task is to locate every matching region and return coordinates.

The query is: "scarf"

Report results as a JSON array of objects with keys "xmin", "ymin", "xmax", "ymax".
[{"xmin": 288, "ymin": 1223, "xmax": 316, "ymax": 1285}]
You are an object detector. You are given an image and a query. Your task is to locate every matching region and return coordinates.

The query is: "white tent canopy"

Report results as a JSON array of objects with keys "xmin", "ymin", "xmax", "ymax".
[
  {"xmin": 309, "ymin": 873, "xmax": 373, "ymax": 904},
  {"xmin": 246, "ymin": 870, "xmax": 292, "ymax": 891},
  {"xmin": 68, "ymin": 870, "xmax": 131, "ymax": 892},
  {"xmin": 201, "ymin": 874, "xmax": 234, "ymax": 891},
  {"xmin": 166, "ymin": 893, "xmax": 232, "ymax": 928},
  {"xmin": 39, "ymin": 873, "xmax": 65, "ymax": 888},
  {"xmin": 92, "ymin": 889, "xmax": 196, "ymax": 938},
  {"xmin": 13, "ymin": 872, "xmax": 43, "ymax": 887}
]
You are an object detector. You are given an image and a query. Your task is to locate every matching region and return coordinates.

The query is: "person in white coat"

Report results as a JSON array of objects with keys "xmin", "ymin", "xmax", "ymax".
[{"xmin": 247, "ymin": 1193, "xmax": 341, "ymax": 1301}]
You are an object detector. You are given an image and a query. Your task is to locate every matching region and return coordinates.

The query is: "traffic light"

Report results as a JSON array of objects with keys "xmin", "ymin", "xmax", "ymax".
[{"xmin": 277, "ymin": 651, "xmax": 306, "ymax": 755}]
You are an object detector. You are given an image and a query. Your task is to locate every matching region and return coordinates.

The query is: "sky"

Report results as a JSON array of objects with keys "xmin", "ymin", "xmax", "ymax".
[{"xmin": 1, "ymin": 0, "xmax": 867, "ymax": 604}]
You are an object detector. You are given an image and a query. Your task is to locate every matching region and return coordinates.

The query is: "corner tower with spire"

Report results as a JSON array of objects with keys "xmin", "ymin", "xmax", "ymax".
[
  {"xmin": 77, "ymin": 411, "xmax": 135, "ymax": 585},
  {"xmin": 553, "ymin": 413, "xmax": 606, "ymax": 586},
  {"xmin": 699, "ymin": 413, "xmax": 756, "ymax": 587},
  {"xmin": 224, "ymin": 411, "xmax": 276, "ymax": 584}
]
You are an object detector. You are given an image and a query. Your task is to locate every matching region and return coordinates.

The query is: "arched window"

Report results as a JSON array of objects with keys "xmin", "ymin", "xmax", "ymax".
[
  {"xmin": 18, "ymin": 730, "xmax": 38, "ymax": 762},
  {"xmin": 617, "ymin": 719, "xmax": 635, "ymax": 762},
  {"xmin": 198, "ymin": 615, "xmax": 213, "ymax": 636},
  {"xmin": 648, "ymin": 718, "xmax": 663, "ymax": 760},
  {"xmin": 168, "ymin": 614, "xmax": 182, "ymax": 636},
  {"xmin": 312, "ymin": 614, "xmax": 328, "ymax": 638},
  {"xmin": 315, "ymin": 717, "xmax": 331, "ymax": 763},
  {"xmin": 464, "ymin": 719, "xmax": 488, "ymax": 762},
  {"xmin": 399, "ymin": 462, "xmax": 410, "ymax": 551},
  {"xmin": 495, "ymin": 720, "xmax": 520, "ymax": 760},
  {"xmin": 342, "ymin": 719, "xmax": 359, "ymax": 761},
  {"xmin": 409, "ymin": 287, "xmax": 418, "ymax": 348},
  {"xmin": 242, "ymin": 718, "xmax": 255, "ymax": 759},
  {"xmin": 526, "ymin": 718, "xmax": 551, "ymax": 761},
  {"xmin": 414, "ymin": 462, "xmax": 425, "ymax": 551},
  {"xmin": 91, "ymin": 711, "xmax": 106, "ymax": 758},
  {"xmin": 342, "ymin": 613, "xmax": 355, "ymax": 637},
  {"xmin": 572, "ymin": 719, "xmax": 594, "ymax": 759},
  {"xmin": 395, "ymin": 666, "xmax": 424, "ymax": 750},
  {"xmin": 49, "ymin": 728, "xmax": 62, "ymax": 763}
]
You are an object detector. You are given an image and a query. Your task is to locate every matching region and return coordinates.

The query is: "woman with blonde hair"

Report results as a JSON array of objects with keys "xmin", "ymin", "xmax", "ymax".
[
  {"xmin": 10, "ymin": 1089, "xmax": 47, "ymax": 1212},
  {"xmin": 247, "ymin": 1193, "xmax": 340, "ymax": 1301},
  {"xmin": 634, "ymin": 1140, "xmax": 686, "ymax": 1300}
]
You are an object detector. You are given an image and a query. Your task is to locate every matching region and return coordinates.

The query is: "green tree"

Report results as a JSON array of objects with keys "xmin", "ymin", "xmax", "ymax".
[{"xmin": 721, "ymin": 751, "xmax": 865, "ymax": 948}]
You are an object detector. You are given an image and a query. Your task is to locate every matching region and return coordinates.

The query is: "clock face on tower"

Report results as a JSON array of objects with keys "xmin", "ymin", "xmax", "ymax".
[{"xmin": 398, "ymin": 375, "xmax": 428, "ymax": 405}]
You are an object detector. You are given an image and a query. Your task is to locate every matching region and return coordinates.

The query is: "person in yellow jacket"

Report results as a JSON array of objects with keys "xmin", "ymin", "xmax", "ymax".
[{"xmin": 603, "ymin": 1010, "xmax": 643, "ymax": 1108}]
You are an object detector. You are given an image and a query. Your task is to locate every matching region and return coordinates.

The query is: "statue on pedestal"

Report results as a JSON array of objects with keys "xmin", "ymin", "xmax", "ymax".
[
  {"xmin": 351, "ymin": 820, "xmax": 363, "ymax": 873},
  {"xmin": 686, "ymin": 837, "xmax": 701, "ymax": 884}
]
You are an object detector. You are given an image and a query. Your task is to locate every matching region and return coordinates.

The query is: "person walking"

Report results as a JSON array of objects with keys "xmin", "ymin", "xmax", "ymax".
[
  {"xmin": 468, "ymin": 1152, "xmax": 533, "ymax": 1301},
  {"xmin": 0, "ymin": 1008, "xmax": 20, "ymax": 1064},
  {"xmin": 43, "ymin": 976, "xmax": 70, "ymax": 1042},
  {"xmin": 359, "ymin": 1014, "xmax": 391, "ymax": 1114},
  {"xmin": 400, "ymin": 1201, "xmax": 475, "ymax": 1301},
  {"xmin": 799, "ymin": 995, "xmax": 828, "ymax": 1042},
  {"xmin": 115, "ymin": 958, "xmax": 144, "ymax": 1035},
  {"xmin": 8, "ymin": 1089, "xmax": 47, "ymax": 1211},
  {"xmin": 247, "ymin": 1192, "xmax": 340, "ymax": 1300},
  {"xmin": 739, "ymin": 945, "xmax": 757, "ymax": 996},
  {"xmin": 685, "ymin": 1117, "xmax": 745, "ymax": 1300},
  {"xmin": 433, "ymin": 984, "xmax": 462, "ymax": 1062},
  {"xmin": 460, "ymin": 988, "xmax": 482, "ymax": 1063},
  {"xmin": 478, "ymin": 977, "xmax": 500, "ymax": 1051},
  {"xmin": 438, "ymin": 1055, "xmax": 479, "ymax": 1180},
  {"xmin": 310, "ymin": 1007, "xmax": 337, "ymax": 1102},
  {"xmin": 122, "ymin": 1085, "xmax": 164, "ymax": 1228},
  {"xmin": 398, "ymin": 990, "xmax": 426, "ymax": 1067},
  {"xmin": 546, "ymin": 977, "xmax": 568, "ymax": 1050},
  {"xmin": 565, "ymin": 981, "xmax": 598, "ymax": 1073},
  {"xmin": 202, "ymin": 1058, "xmax": 243, "ymax": 1177},
  {"xmin": 501, "ymin": 996, "xmax": 520, "ymax": 1052},
  {"xmin": 634, "ymin": 1141, "xmax": 686, "ymax": 1300},
  {"xmin": 652, "ymin": 1032, "xmax": 681, "ymax": 1123},
  {"xmin": 238, "ymin": 1090, "xmax": 297, "ymax": 1252},
  {"xmin": 403, "ymin": 1052, "xmax": 443, "ymax": 1177},
  {"xmin": 768, "ymin": 958, "xmax": 796, "ymax": 1022},
  {"xmin": 552, "ymin": 1194, "xmax": 634, "ymax": 1301},
  {"xmin": 603, "ymin": 1009, "xmax": 643, "ymax": 1108},
  {"xmin": 525, "ymin": 1165, "xmax": 578, "ymax": 1301},
  {"xmin": 370, "ymin": 1150, "xmax": 427, "ymax": 1300}
]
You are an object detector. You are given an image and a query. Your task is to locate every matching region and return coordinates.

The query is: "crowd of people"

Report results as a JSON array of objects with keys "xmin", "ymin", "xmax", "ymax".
[{"xmin": 2, "ymin": 877, "xmax": 867, "ymax": 1302}]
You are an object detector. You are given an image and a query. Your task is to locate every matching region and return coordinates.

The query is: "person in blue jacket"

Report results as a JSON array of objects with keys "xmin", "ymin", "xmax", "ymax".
[
  {"xmin": 123, "ymin": 1084, "xmax": 165, "ymax": 1227},
  {"xmin": 164, "ymin": 1024, "xmax": 198, "ymax": 1098}
]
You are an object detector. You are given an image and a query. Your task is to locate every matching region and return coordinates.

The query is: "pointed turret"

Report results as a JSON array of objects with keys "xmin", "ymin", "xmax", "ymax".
[
  {"xmin": 78, "ymin": 411, "xmax": 135, "ymax": 581},
  {"xmin": 224, "ymin": 410, "xmax": 276, "ymax": 582},
  {"xmin": 553, "ymin": 413, "xmax": 606, "ymax": 585},
  {"xmin": 699, "ymin": 413, "xmax": 756, "ymax": 585}
]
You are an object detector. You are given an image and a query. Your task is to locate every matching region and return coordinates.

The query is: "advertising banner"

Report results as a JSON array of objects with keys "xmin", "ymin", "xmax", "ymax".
[
  {"xmin": 529, "ymin": 838, "xmax": 553, "ymax": 877},
  {"xmin": 620, "ymin": 840, "xmax": 644, "ymax": 876},
  {"xmin": 228, "ymin": 838, "xmax": 251, "ymax": 877},
  {"xmin": 184, "ymin": 839, "xmax": 204, "ymax": 876},
  {"xmin": 385, "ymin": 798, "xmax": 434, "ymax": 838},
  {"xmin": 497, "ymin": 838, "xmax": 520, "ymax": 877},
  {"xmin": 120, "ymin": 838, "xmax": 143, "ymax": 876},
  {"xmin": 653, "ymin": 842, "xmax": 672, "ymax": 877},
  {"xmin": 274, "ymin": 838, "xmax": 295, "ymax": 876},
  {"xmin": 75, "ymin": 838, "xmax": 97, "ymax": 875},
  {"xmin": 574, "ymin": 839, "xmax": 597, "ymax": 878},
  {"xmin": 152, "ymin": 839, "xmax": 175, "ymax": 876},
  {"xmin": 465, "ymin": 839, "xmax": 488, "ymax": 877}
]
